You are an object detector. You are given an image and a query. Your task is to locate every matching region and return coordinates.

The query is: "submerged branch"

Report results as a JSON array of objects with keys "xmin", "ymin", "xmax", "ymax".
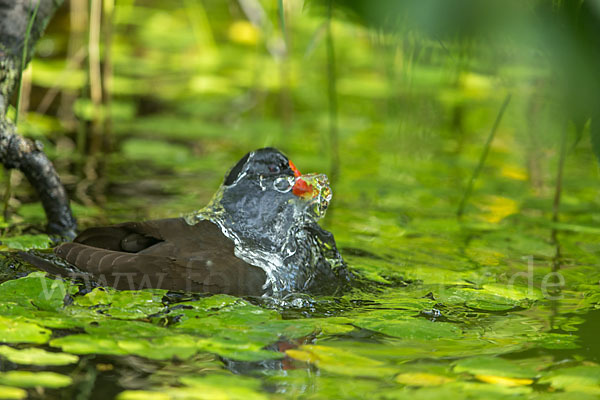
[
  {"xmin": 0, "ymin": 122, "xmax": 76, "ymax": 237},
  {"xmin": 0, "ymin": 0, "xmax": 76, "ymax": 237}
]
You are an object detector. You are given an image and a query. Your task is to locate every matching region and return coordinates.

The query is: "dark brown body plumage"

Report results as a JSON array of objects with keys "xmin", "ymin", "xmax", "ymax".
[{"xmin": 49, "ymin": 218, "xmax": 266, "ymax": 296}]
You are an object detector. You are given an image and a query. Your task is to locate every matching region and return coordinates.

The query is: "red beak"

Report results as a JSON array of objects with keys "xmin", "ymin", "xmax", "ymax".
[
  {"xmin": 288, "ymin": 160, "xmax": 301, "ymax": 178},
  {"xmin": 292, "ymin": 178, "xmax": 314, "ymax": 197},
  {"xmin": 289, "ymin": 160, "xmax": 317, "ymax": 198}
]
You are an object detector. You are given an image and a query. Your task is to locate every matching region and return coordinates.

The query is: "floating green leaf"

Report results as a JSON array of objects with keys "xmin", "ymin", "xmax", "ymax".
[
  {"xmin": 0, "ymin": 385, "xmax": 26, "ymax": 400},
  {"xmin": 74, "ymin": 287, "xmax": 166, "ymax": 319},
  {"xmin": 539, "ymin": 366, "xmax": 600, "ymax": 394},
  {"xmin": 0, "ymin": 371, "xmax": 72, "ymax": 389},
  {"xmin": 50, "ymin": 322, "xmax": 200, "ymax": 360},
  {"xmin": 0, "ymin": 272, "xmax": 75, "ymax": 312},
  {"xmin": 353, "ymin": 312, "xmax": 462, "ymax": 339},
  {"xmin": 117, "ymin": 391, "xmax": 171, "ymax": 400},
  {"xmin": 286, "ymin": 345, "xmax": 397, "ymax": 377},
  {"xmin": 117, "ymin": 335, "xmax": 199, "ymax": 360},
  {"xmin": 435, "ymin": 286, "xmax": 522, "ymax": 311},
  {"xmin": 174, "ymin": 302, "xmax": 301, "ymax": 347},
  {"xmin": 453, "ymin": 356, "xmax": 538, "ymax": 379},
  {"xmin": 177, "ymin": 374, "xmax": 268, "ymax": 400},
  {"xmin": 0, "ymin": 346, "xmax": 78, "ymax": 366},
  {"xmin": 0, "ymin": 317, "xmax": 51, "ymax": 344},
  {"xmin": 50, "ymin": 334, "xmax": 129, "ymax": 357},
  {"xmin": 0, "ymin": 235, "xmax": 51, "ymax": 250},
  {"xmin": 481, "ymin": 283, "xmax": 543, "ymax": 302}
]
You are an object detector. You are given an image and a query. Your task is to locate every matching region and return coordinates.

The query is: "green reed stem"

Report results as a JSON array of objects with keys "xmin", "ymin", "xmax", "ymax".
[
  {"xmin": 326, "ymin": 0, "xmax": 339, "ymax": 187},
  {"xmin": 15, "ymin": 0, "xmax": 41, "ymax": 125},
  {"xmin": 457, "ymin": 94, "xmax": 512, "ymax": 218},
  {"xmin": 278, "ymin": 0, "xmax": 286, "ymax": 37},
  {"xmin": 551, "ymin": 123, "xmax": 568, "ymax": 244}
]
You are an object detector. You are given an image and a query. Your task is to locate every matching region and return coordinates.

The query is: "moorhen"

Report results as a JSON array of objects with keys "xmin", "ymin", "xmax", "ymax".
[{"xmin": 23, "ymin": 148, "xmax": 350, "ymax": 297}]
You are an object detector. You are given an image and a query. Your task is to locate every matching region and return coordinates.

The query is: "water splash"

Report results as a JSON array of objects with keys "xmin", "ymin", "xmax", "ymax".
[{"xmin": 185, "ymin": 170, "xmax": 346, "ymax": 296}]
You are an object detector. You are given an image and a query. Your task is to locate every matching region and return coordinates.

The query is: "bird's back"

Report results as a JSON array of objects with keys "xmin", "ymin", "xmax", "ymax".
[{"xmin": 53, "ymin": 218, "xmax": 268, "ymax": 295}]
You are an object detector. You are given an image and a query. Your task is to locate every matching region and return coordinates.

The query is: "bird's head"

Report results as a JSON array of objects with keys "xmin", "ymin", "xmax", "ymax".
[
  {"xmin": 186, "ymin": 148, "xmax": 332, "ymax": 245},
  {"xmin": 219, "ymin": 147, "xmax": 332, "ymax": 222}
]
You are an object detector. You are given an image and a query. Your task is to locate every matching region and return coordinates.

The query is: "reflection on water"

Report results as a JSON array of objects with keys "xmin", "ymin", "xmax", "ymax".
[{"xmin": 575, "ymin": 309, "xmax": 600, "ymax": 362}]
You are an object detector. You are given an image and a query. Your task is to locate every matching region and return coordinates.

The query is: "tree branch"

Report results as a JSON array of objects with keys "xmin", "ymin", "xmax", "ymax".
[{"xmin": 0, "ymin": 0, "xmax": 76, "ymax": 238}]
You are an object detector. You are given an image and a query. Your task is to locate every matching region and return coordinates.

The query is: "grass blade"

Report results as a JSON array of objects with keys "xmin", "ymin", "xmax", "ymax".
[{"xmin": 457, "ymin": 94, "xmax": 512, "ymax": 218}]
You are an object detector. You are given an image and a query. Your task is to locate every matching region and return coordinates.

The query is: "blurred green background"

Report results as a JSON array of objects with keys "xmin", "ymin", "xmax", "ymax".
[
  {"xmin": 3, "ymin": 0, "xmax": 599, "ymax": 230},
  {"xmin": 1, "ymin": 1, "xmax": 600, "ymax": 399}
]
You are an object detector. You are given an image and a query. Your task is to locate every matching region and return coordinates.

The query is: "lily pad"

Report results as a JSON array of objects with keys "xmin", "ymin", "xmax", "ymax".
[
  {"xmin": 0, "ymin": 272, "xmax": 75, "ymax": 312},
  {"xmin": 117, "ymin": 335, "xmax": 199, "ymax": 360},
  {"xmin": 539, "ymin": 366, "xmax": 600, "ymax": 394},
  {"xmin": 453, "ymin": 356, "xmax": 538, "ymax": 379},
  {"xmin": 395, "ymin": 372, "xmax": 455, "ymax": 387},
  {"xmin": 117, "ymin": 392, "xmax": 170, "ymax": 400},
  {"xmin": 51, "ymin": 330, "xmax": 200, "ymax": 361},
  {"xmin": 0, "ymin": 371, "xmax": 72, "ymax": 389},
  {"xmin": 50, "ymin": 334, "xmax": 129, "ymax": 357},
  {"xmin": 0, "ymin": 386, "xmax": 26, "ymax": 400},
  {"xmin": 0, "ymin": 235, "xmax": 51, "ymax": 251},
  {"xmin": 196, "ymin": 337, "xmax": 283, "ymax": 362},
  {"xmin": 177, "ymin": 374, "xmax": 268, "ymax": 400},
  {"xmin": 353, "ymin": 312, "xmax": 462, "ymax": 339},
  {"xmin": 286, "ymin": 345, "xmax": 397, "ymax": 377},
  {"xmin": 481, "ymin": 283, "xmax": 543, "ymax": 302},
  {"xmin": 434, "ymin": 286, "xmax": 523, "ymax": 311},
  {"xmin": 74, "ymin": 287, "xmax": 166, "ymax": 319},
  {"xmin": 264, "ymin": 370, "xmax": 385, "ymax": 399},
  {"xmin": 0, "ymin": 316, "xmax": 51, "ymax": 344},
  {"xmin": 174, "ymin": 301, "xmax": 321, "ymax": 357},
  {"xmin": 0, "ymin": 346, "xmax": 78, "ymax": 366}
]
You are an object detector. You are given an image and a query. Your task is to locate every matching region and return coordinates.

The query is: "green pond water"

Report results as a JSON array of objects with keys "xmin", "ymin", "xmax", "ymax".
[
  {"xmin": 1, "ymin": 143, "xmax": 600, "ymax": 399},
  {"xmin": 1, "ymin": 1, "xmax": 600, "ymax": 398}
]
